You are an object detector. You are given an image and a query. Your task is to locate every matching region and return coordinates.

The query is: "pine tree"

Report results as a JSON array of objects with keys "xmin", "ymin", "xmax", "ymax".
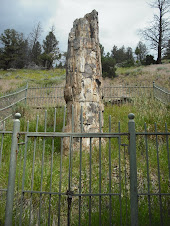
[
  {"xmin": 0, "ymin": 29, "xmax": 28, "ymax": 69},
  {"xmin": 31, "ymin": 41, "xmax": 42, "ymax": 65},
  {"xmin": 135, "ymin": 41, "xmax": 148, "ymax": 64},
  {"xmin": 42, "ymin": 28, "xmax": 60, "ymax": 69}
]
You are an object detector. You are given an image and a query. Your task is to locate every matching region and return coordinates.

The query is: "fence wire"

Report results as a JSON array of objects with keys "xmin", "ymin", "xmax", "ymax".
[
  {"xmin": 0, "ymin": 85, "xmax": 28, "ymax": 124},
  {"xmin": 0, "ymin": 82, "xmax": 169, "ymax": 126}
]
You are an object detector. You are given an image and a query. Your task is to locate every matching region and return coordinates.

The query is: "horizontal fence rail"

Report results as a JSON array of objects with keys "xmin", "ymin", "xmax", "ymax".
[
  {"xmin": 27, "ymin": 85, "xmax": 154, "ymax": 107},
  {"xmin": 0, "ymin": 109, "xmax": 169, "ymax": 226},
  {"xmin": 0, "ymin": 84, "xmax": 28, "ymax": 124},
  {"xmin": 0, "ymin": 82, "xmax": 169, "ymax": 126},
  {"xmin": 26, "ymin": 86, "xmax": 65, "ymax": 107},
  {"xmin": 153, "ymin": 82, "xmax": 170, "ymax": 105}
]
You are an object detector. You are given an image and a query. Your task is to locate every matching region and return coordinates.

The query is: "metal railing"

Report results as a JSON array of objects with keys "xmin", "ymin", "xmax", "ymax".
[
  {"xmin": 27, "ymin": 85, "xmax": 65, "ymax": 107},
  {"xmin": 0, "ymin": 82, "xmax": 169, "ymax": 125},
  {"xmin": 27, "ymin": 85, "xmax": 154, "ymax": 107},
  {"xmin": 0, "ymin": 84, "xmax": 28, "ymax": 123},
  {"xmin": 14, "ymin": 83, "xmax": 170, "ymax": 107},
  {"xmin": 0, "ymin": 109, "xmax": 169, "ymax": 225},
  {"xmin": 153, "ymin": 82, "xmax": 170, "ymax": 104}
]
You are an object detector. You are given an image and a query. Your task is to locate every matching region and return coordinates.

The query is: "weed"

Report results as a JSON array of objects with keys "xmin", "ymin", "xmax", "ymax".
[{"xmin": 157, "ymin": 67, "xmax": 165, "ymax": 71}]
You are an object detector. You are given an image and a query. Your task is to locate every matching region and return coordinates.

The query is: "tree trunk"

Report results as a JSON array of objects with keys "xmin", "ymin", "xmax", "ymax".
[
  {"xmin": 157, "ymin": 44, "xmax": 162, "ymax": 64},
  {"xmin": 157, "ymin": 5, "xmax": 163, "ymax": 64}
]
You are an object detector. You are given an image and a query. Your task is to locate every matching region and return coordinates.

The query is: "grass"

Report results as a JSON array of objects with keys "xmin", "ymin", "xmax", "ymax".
[
  {"xmin": 0, "ymin": 68, "xmax": 66, "ymax": 94},
  {"xmin": 1, "ymin": 63, "xmax": 170, "ymax": 95},
  {"xmin": 112, "ymin": 63, "xmax": 170, "ymax": 89},
  {"xmin": 0, "ymin": 64, "xmax": 169, "ymax": 224},
  {"xmin": 0, "ymin": 94, "xmax": 169, "ymax": 225}
]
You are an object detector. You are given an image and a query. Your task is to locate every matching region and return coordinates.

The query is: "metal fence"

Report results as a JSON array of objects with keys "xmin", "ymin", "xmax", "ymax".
[
  {"xmin": 0, "ymin": 109, "xmax": 169, "ymax": 225},
  {"xmin": 153, "ymin": 82, "xmax": 170, "ymax": 105},
  {"xmin": 27, "ymin": 85, "xmax": 154, "ymax": 107},
  {"xmin": 0, "ymin": 84, "xmax": 28, "ymax": 124},
  {"xmin": 27, "ymin": 86, "xmax": 65, "ymax": 107},
  {"xmin": 0, "ymin": 82, "xmax": 169, "ymax": 125}
]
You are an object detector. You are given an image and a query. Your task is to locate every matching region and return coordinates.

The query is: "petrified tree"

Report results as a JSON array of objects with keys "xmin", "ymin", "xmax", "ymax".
[{"xmin": 64, "ymin": 10, "xmax": 104, "ymax": 150}]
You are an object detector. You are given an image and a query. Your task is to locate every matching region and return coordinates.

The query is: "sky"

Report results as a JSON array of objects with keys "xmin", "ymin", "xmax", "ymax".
[{"xmin": 0, "ymin": 0, "xmax": 156, "ymax": 54}]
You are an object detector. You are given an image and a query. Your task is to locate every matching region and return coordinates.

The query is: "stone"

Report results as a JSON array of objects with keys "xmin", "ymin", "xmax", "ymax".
[{"xmin": 63, "ymin": 10, "xmax": 104, "ymax": 152}]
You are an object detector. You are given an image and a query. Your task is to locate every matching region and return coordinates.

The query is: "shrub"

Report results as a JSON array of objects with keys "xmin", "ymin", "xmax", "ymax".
[{"xmin": 101, "ymin": 55, "xmax": 116, "ymax": 79}]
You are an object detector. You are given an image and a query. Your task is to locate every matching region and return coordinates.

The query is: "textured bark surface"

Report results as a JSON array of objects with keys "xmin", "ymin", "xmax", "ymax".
[{"xmin": 64, "ymin": 10, "xmax": 104, "ymax": 151}]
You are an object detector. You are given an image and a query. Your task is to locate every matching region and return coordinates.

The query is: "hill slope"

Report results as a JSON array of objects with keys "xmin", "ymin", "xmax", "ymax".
[{"xmin": 0, "ymin": 64, "xmax": 169, "ymax": 94}]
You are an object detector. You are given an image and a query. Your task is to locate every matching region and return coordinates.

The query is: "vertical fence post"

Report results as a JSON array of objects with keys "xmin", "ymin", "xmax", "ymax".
[
  {"xmin": 25, "ymin": 83, "xmax": 28, "ymax": 105},
  {"xmin": 5, "ymin": 113, "xmax": 21, "ymax": 226},
  {"xmin": 128, "ymin": 113, "xmax": 138, "ymax": 226},
  {"xmin": 153, "ymin": 81, "xmax": 155, "ymax": 99}
]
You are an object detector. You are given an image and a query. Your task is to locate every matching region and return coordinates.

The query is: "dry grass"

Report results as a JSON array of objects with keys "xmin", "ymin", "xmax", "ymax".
[
  {"xmin": 0, "ymin": 79, "xmax": 24, "ymax": 93},
  {"xmin": 0, "ymin": 64, "xmax": 170, "ymax": 95},
  {"xmin": 104, "ymin": 63, "xmax": 170, "ymax": 89}
]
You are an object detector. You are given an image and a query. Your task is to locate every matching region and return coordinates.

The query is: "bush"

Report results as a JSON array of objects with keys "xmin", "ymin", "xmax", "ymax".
[
  {"xmin": 143, "ymin": 55, "xmax": 156, "ymax": 65},
  {"xmin": 101, "ymin": 55, "xmax": 116, "ymax": 78},
  {"xmin": 118, "ymin": 59, "xmax": 135, "ymax": 68}
]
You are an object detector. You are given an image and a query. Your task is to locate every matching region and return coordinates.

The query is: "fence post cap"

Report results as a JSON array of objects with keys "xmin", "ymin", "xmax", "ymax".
[
  {"xmin": 128, "ymin": 113, "xmax": 135, "ymax": 120},
  {"xmin": 14, "ymin": 113, "xmax": 21, "ymax": 120}
]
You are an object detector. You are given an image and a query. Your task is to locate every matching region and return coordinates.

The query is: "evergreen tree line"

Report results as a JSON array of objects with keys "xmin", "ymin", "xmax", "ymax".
[
  {"xmin": 100, "ymin": 40, "xmax": 170, "ymax": 79},
  {"xmin": 0, "ymin": 24, "xmax": 61, "ymax": 70}
]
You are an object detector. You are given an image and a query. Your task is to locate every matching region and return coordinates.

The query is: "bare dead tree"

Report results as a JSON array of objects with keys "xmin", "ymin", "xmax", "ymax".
[
  {"xmin": 29, "ymin": 22, "xmax": 42, "ymax": 50},
  {"xmin": 139, "ymin": 0, "xmax": 170, "ymax": 64},
  {"xmin": 28, "ymin": 22, "xmax": 43, "ymax": 65}
]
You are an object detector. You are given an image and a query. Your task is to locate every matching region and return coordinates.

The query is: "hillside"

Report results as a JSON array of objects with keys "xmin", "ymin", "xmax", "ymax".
[
  {"xmin": 0, "ymin": 63, "xmax": 170, "ymax": 95},
  {"xmin": 104, "ymin": 63, "xmax": 170, "ymax": 89}
]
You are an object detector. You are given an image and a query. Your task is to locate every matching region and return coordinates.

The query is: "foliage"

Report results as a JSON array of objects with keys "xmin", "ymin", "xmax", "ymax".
[
  {"xmin": 101, "ymin": 52, "xmax": 116, "ymax": 78},
  {"xmin": 135, "ymin": 41, "xmax": 148, "ymax": 64},
  {"xmin": 99, "ymin": 43, "xmax": 104, "ymax": 56},
  {"xmin": 29, "ymin": 22, "xmax": 42, "ymax": 65},
  {"xmin": 0, "ymin": 24, "xmax": 61, "ymax": 70},
  {"xmin": 0, "ymin": 29, "xmax": 29, "ymax": 69},
  {"xmin": 31, "ymin": 41, "xmax": 42, "ymax": 66},
  {"xmin": 100, "ymin": 44, "xmax": 116, "ymax": 78},
  {"xmin": 111, "ymin": 45, "xmax": 135, "ymax": 67},
  {"xmin": 144, "ymin": 54, "xmax": 156, "ymax": 65},
  {"xmin": 41, "ymin": 27, "xmax": 61, "ymax": 69}
]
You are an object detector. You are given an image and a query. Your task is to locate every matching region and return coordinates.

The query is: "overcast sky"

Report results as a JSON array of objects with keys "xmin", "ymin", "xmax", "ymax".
[{"xmin": 0, "ymin": 0, "xmax": 156, "ymax": 54}]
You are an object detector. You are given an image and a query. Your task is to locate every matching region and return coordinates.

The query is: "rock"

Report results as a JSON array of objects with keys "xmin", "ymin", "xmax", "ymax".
[
  {"xmin": 4, "ymin": 72, "xmax": 12, "ymax": 77},
  {"xmin": 63, "ymin": 10, "xmax": 104, "ymax": 152},
  {"xmin": 7, "ymin": 68, "xmax": 16, "ymax": 71},
  {"xmin": 15, "ymin": 75, "xmax": 21, "ymax": 79}
]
